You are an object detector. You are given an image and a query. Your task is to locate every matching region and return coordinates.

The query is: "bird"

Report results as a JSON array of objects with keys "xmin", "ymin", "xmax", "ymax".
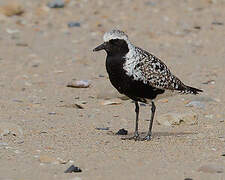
[{"xmin": 93, "ymin": 29, "xmax": 203, "ymax": 141}]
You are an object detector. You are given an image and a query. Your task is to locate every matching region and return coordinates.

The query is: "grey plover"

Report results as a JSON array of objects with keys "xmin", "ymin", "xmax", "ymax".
[{"xmin": 93, "ymin": 29, "xmax": 203, "ymax": 141}]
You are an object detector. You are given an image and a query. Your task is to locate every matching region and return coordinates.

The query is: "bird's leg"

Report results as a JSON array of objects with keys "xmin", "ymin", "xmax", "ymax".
[
  {"xmin": 142, "ymin": 101, "xmax": 156, "ymax": 141},
  {"xmin": 122, "ymin": 101, "xmax": 140, "ymax": 140},
  {"xmin": 134, "ymin": 101, "xmax": 140, "ymax": 138}
]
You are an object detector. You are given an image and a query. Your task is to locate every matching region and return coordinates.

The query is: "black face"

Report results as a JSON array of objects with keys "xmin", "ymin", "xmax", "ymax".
[{"xmin": 93, "ymin": 39, "xmax": 129, "ymax": 56}]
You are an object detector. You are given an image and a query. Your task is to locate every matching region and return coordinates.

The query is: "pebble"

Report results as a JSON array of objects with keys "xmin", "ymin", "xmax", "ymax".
[
  {"xmin": 116, "ymin": 128, "xmax": 128, "ymax": 135},
  {"xmin": 64, "ymin": 165, "xmax": 82, "ymax": 173},
  {"xmin": 74, "ymin": 103, "xmax": 84, "ymax": 109},
  {"xmin": 48, "ymin": 112, "xmax": 56, "ymax": 115},
  {"xmin": 202, "ymin": 80, "xmax": 215, "ymax": 84},
  {"xmin": 157, "ymin": 112, "xmax": 198, "ymax": 126},
  {"xmin": 47, "ymin": 0, "xmax": 65, "ymax": 8},
  {"xmin": 194, "ymin": 26, "xmax": 201, "ymax": 29},
  {"xmin": 12, "ymin": 99, "xmax": 23, "ymax": 103},
  {"xmin": 95, "ymin": 127, "xmax": 109, "ymax": 131},
  {"xmin": 98, "ymin": 74, "xmax": 105, "ymax": 77},
  {"xmin": 212, "ymin": 22, "xmax": 223, "ymax": 25},
  {"xmin": 101, "ymin": 98, "xmax": 122, "ymax": 105},
  {"xmin": 184, "ymin": 178, "xmax": 193, "ymax": 180},
  {"xmin": 205, "ymin": 114, "xmax": 213, "ymax": 119},
  {"xmin": 221, "ymin": 154, "xmax": 225, "ymax": 156},
  {"xmin": 0, "ymin": 122, "xmax": 23, "ymax": 137},
  {"xmin": 68, "ymin": 22, "xmax": 81, "ymax": 28},
  {"xmin": 185, "ymin": 101, "xmax": 205, "ymax": 109},
  {"xmin": 0, "ymin": 142, "xmax": 8, "ymax": 146},
  {"xmin": 0, "ymin": 3, "xmax": 24, "ymax": 16},
  {"xmin": 6, "ymin": 28, "xmax": 20, "ymax": 34},
  {"xmin": 67, "ymin": 80, "xmax": 90, "ymax": 88},
  {"xmin": 58, "ymin": 103, "xmax": 84, "ymax": 109},
  {"xmin": 198, "ymin": 164, "xmax": 224, "ymax": 173},
  {"xmin": 16, "ymin": 42, "xmax": 28, "ymax": 47}
]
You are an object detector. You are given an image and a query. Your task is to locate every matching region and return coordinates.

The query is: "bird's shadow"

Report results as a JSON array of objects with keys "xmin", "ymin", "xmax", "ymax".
[{"xmin": 107, "ymin": 131, "xmax": 196, "ymax": 138}]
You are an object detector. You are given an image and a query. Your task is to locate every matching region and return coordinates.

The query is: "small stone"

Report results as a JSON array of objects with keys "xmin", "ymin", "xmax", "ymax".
[
  {"xmin": 101, "ymin": 98, "xmax": 122, "ymax": 105},
  {"xmin": 47, "ymin": 0, "xmax": 65, "ymax": 8},
  {"xmin": 6, "ymin": 28, "xmax": 20, "ymax": 34},
  {"xmin": 0, "ymin": 3, "xmax": 24, "ymax": 16},
  {"xmin": 0, "ymin": 122, "xmax": 23, "ymax": 137},
  {"xmin": 57, "ymin": 157, "xmax": 69, "ymax": 164},
  {"xmin": 48, "ymin": 112, "xmax": 56, "ymax": 115},
  {"xmin": 57, "ymin": 103, "xmax": 84, "ymax": 109},
  {"xmin": 68, "ymin": 22, "xmax": 81, "ymax": 28},
  {"xmin": 184, "ymin": 178, "xmax": 193, "ymax": 180},
  {"xmin": 12, "ymin": 99, "xmax": 23, "ymax": 103},
  {"xmin": 14, "ymin": 150, "xmax": 21, "ymax": 154},
  {"xmin": 194, "ymin": 26, "xmax": 201, "ymax": 29},
  {"xmin": 16, "ymin": 42, "xmax": 28, "ymax": 47},
  {"xmin": 186, "ymin": 101, "xmax": 205, "ymax": 109},
  {"xmin": 202, "ymin": 80, "xmax": 215, "ymax": 84},
  {"xmin": 116, "ymin": 128, "xmax": 128, "ymax": 135},
  {"xmin": 67, "ymin": 80, "xmax": 90, "ymax": 88},
  {"xmin": 74, "ymin": 103, "xmax": 84, "ymax": 109},
  {"xmin": 64, "ymin": 165, "xmax": 82, "ymax": 173},
  {"xmin": 0, "ymin": 142, "xmax": 8, "ymax": 146},
  {"xmin": 95, "ymin": 127, "xmax": 109, "ymax": 131},
  {"xmin": 157, "ymin": 112, "xmax": 198, "ymax": 126},
  {"xmin": 158, "ymin": 98, "xmax": 169, "ymax": 103},
  {"xmin": 198, "ymin": 164, "xmax": 223, "ymax": 173},
  {"xmin": 212, "ymin": 22, "xmax": 223, "ymax": 25},
  {"xmin": 205, "ymin": 114, "xmax": 213, "ymax": 119},
  {"xmin": 221, "ymin": 154, "xmax": 225, "ymax": 156},
  {"xmin": 145, "ymin": 1, "xmax": 156, "ymax": 6}
]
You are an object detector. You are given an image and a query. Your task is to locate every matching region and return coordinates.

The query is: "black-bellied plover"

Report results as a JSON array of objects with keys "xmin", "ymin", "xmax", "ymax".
[{"xmin": 93, "ymin": 29, "xmax": 203, "ymax": 141}]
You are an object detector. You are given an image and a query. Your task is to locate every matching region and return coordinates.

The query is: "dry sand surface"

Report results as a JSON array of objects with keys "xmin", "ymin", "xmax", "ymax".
[{"xmin": 0, "ymin": 0, "xmax": 225, "ymax": 180}]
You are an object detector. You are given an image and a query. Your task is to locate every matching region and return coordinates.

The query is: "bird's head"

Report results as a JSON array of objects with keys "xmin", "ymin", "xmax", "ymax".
[{"xmin": 93, "ymin": 29, "xmax": 131, "ymax": 55}]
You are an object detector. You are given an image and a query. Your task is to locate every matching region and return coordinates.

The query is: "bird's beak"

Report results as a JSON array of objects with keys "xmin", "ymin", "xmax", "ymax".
[{"xmin": 93, "ymin": 42, "xmax": 106, "ymax": 52}]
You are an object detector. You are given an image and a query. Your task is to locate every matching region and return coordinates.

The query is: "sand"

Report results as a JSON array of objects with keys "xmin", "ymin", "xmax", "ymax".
[{"xmin": 0, "ymin": 0, "xmax": 224, "ymax": 180}]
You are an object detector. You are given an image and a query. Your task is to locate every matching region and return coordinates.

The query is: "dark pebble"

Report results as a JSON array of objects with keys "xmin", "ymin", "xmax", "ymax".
[
  {"xmin": 221, "ymin": 154, "xmax": 225, "ymax": 156},
  {"xmin": 68, "ymin": 22, "xmax": 81, "ymax": 28},
  {"xmin": 184, "ymin": 178, "xmax": 193, "ymax": 180},
  {"xmin": 16, "ymin": 43, "xmax": 28, "ymax": 47},
  {"xmin": 64, "ymin": 165, "xmax": 82, "ymax": 173},
  {"xmin": 13, "ymin": 99, "xmax": 23, "ymax": 103},
  {"xmin": 48, "ymin": 112, "xmax": 56, "ymax": 115},
  {"xmin": 212, "ymin": 22, "xmax": 223, "ymax": 26},
  {"xmin": 145, "ymin": 1, "xmax": 156, "ymax": 6},
  {"xmin": 116, "ymin": 128, "xmax": 128, "ymax": 135},
  {"xmin": 194, "ymin": 26, "xmax": 201, "ymax": 29},
  {"xmin": 95, "ymin": 127, "xmax": 109, "ymax": 130},
  {"xmin": 47, "ymin": 0, "xmax": 65, "ymax": 8}
]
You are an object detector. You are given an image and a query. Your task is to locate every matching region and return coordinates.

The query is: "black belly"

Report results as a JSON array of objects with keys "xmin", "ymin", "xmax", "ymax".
[
  {"xmin": 106, "ymin": 56, "xmax": 164, "ymax": 103},
  {"xmin": 109, "ymin": 72, "xmax": 164, "ymax": 102}
]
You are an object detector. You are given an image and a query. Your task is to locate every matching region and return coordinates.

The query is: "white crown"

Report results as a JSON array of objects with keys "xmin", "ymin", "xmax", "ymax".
[{"xmin": 103, "ymin": 29, "xmax": 129, "ymax": 42}]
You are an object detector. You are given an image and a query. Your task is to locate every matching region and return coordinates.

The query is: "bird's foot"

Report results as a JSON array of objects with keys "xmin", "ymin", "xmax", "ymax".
[
  {"xmin": 139, "ymin": 134, "xmax": 152, "ymax": 141},
  {"xmin": 121, "ymin": 132, "xmax": 140, "ymax": 141}
]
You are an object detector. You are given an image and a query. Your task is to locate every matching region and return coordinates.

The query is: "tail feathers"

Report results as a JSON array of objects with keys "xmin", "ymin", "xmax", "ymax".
[{"xmin": 183, "ymin": 85, "xmax": 203, "ymax": 95}]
